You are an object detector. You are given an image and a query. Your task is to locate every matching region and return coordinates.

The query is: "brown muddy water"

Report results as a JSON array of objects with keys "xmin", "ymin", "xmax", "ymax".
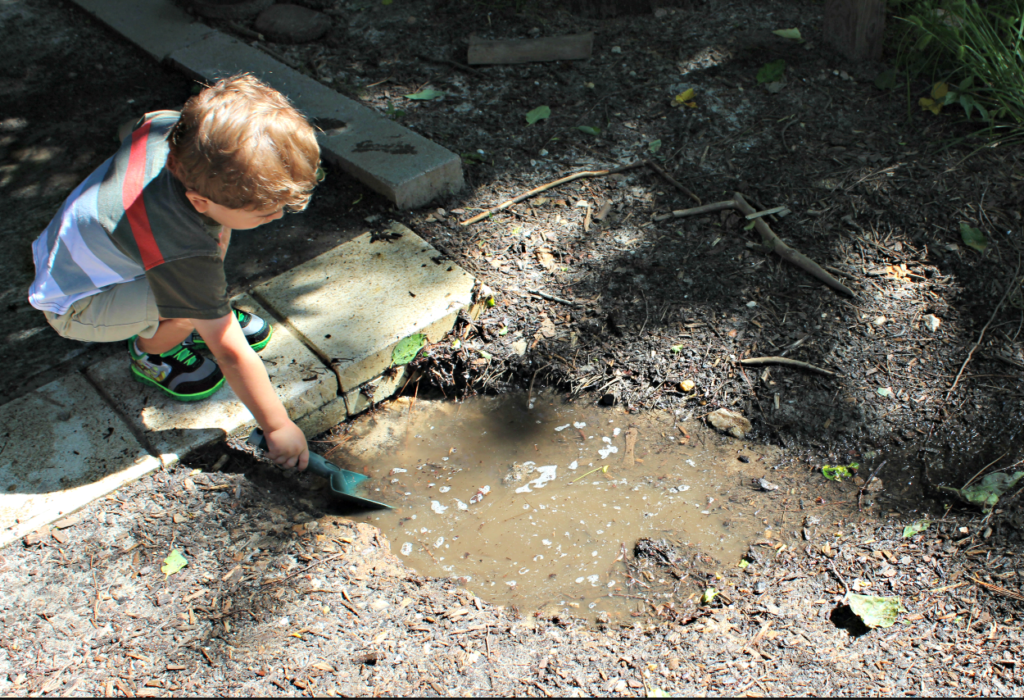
[{"xmin": 324, "ymin": 391, "xmax": 794, "ymax": 622}]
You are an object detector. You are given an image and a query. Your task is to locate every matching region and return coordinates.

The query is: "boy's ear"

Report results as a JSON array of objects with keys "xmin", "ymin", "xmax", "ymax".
[{"xmin": 185, "ymin": 190, "xmax": 212, "ymax": 213}]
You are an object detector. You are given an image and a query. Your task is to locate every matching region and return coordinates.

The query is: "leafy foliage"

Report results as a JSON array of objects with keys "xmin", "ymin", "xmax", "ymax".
[{"xmin": 895, "ymin": 1, "xmax": 1024, "ymax": 138}]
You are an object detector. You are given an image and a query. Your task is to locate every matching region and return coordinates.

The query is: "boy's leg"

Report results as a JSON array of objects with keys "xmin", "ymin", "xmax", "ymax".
[
  {"xmin": 42, "ymin": 278, "xmax": 225, "ymax": 401},
  {"xmin": 136, "ymin": 318, "xmax": 194, "ymax": 355}
]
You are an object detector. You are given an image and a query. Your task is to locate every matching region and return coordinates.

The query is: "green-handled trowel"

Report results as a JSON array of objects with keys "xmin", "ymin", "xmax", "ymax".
[{"xmin": 247, "ymin": 429, "xmax": 392, "ymax": 510}]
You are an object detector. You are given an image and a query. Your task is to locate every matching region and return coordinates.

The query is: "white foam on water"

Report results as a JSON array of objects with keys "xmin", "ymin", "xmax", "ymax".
[
  {"xmin": 598, "ymin": 445, "xmax": 619, "ymax": 459},
  {"xmin": 613, "ymin": 427, "xmax": 621, "ymax": 436},
  {"xmin": 575, "ymin": 577, "xmax": 585, "ymax": 583},
  {"xmin": 439, "ymin": 486, "xmax": 451, "ymax": 493},
  {"xmin": 569, "ymin": 460, "xmax": 578, "ymax": 470},
  {"xmin": 431, "ymin": 501, "xmax": 448, "ymax": 514},
  {"xmin": 455, "ymin": 499, "xmax": 469, "ymax": 511},
  {"xmin": 554, "ymin": 424, "xmax": 571, "ymax": 432},
  {"xmin": 401, "ymin": 542, "xmax": 413, "ymax": 556},
  {"xmin": 515, "ymin": 465, "xmax": 558, "ymax": 493},
  {"xmin": 435, "ymin": 537, "xmax": 445, "ymax": 547},
  {"xmin": 573, "ymin": 421, "xmax": 586, "ymax": 429}
]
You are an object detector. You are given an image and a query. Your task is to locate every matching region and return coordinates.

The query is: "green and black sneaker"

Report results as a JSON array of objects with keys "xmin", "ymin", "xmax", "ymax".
[
  {"xmin": 128, "ymin": 338, "xmax": 226, "ymax": 402},
  {"xmin": 187, "ymin": 308, "xmax": 273, "ymax": 352}
]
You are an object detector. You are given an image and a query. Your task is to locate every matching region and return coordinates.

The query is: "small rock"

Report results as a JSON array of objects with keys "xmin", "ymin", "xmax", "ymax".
[
  {"xmin": 53, "ymin": 514, "xmax": 80, "ymax": 529},
  {"xmin": 923, "ymin": 314, "xmax": 941, "ymax": 332},
  {"xmin": 667, "ymin": 657, "xmax": 681, "ymax": 670},
  {"xmin": 23, "ymin": 525, "xmax": 51, "ymax": 546},
  {"xmin": 757, "ymin": 478, "xmax": 779, "ymax": 492},
  {"xmin": 155, "ymin": 592, "xmax": 172, "ymax": 607},
  {"xmin": 754, "ymin": 581, "xmax": 768, "ymax": 595},
  {"xmin": 707, "ymin": 408, "xmax": 751, "ymax": 438},
  {"xmin": 370, "ymin": 599, "xmax": 389, "ymax": 612},
  {"xmin": 292, "ymin": 511, "xmax": 312, "ymax": 523},
  {"xmin": 678, "ymin": 379, "xmax": 695, "ymax": 393},
  {"xmin": 191, "ymin": 0, "xmax": 273, "ymax": 20},
  {"xmin": 737, "ymin": 455, "xmax": 749, "ymax": 463},
  {"xmin": 610, "ymin": 46, "xmax": 622, "ymax": 54},
  {"xmin": 511, "ymin": 339, "xmax": 528, "ymax": 356},
  {"xmin": 304, "ymin": 520, "xmax": 320, "ymax": 532},
  {"xmin": 255, "ymin": 4, "xmax": 331, "ymax": 43}
]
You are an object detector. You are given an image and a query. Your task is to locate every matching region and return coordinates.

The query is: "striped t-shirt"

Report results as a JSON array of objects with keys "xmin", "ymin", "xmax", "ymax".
[{"xmin": 28, "ymin": 111, "xmax": 231, "ymax": 320}]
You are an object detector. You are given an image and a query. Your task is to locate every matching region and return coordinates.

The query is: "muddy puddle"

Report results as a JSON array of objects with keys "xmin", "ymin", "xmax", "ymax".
[{"xmin": 327, "ymin": 391, "xmax": 788, "ymax": 623}]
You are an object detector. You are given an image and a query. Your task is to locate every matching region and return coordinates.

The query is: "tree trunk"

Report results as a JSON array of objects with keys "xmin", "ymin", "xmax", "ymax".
[
  {"xmin": 565, "ymin": 0, "xmax": 695, "ymax": 18},
  {"xmin": 822, "ymin": 0, "xmax": 886, "ymax": 62}
]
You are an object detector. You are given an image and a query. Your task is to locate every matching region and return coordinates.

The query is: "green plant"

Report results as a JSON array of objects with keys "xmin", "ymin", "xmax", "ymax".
[{"xmin": 894, "ymin": 1, "xmax": 1024, "ymax": 138}]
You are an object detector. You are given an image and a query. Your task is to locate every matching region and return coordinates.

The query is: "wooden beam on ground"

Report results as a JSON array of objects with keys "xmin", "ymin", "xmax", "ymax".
[
  {"xmin": 467, "ymin": 33, "xmax": 594, "ymax": 65},
  {"xmin": 822, "ymin": 0, "xmax": 886, "ymax": 62}
]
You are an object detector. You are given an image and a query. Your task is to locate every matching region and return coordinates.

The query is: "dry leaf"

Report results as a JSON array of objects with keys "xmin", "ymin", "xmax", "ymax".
[{"xmin": 536, "ymin": 247, "xmax": 556, "ymax": 270}]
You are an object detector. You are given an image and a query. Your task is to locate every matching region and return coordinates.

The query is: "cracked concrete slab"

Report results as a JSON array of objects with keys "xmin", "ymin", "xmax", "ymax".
[
  {"xmin": 253, "ymin": 223, "xmax": 474, "ymax": 395},
  {"xmin": 84, "ymin": 295, "xmax": 342, "ymax": 466},
  {"xmin": 0, "ymin": 373, "xmax": 160, "ymax": 548}
]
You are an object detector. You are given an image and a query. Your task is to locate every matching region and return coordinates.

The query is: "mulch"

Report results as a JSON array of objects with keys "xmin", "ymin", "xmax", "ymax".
[
  {"xmin": 2, "ymin": 455, "xmax": 1022, "ymax": 696},
  {"xmin": 4, "ymin": 0, "xmax": 1024, "ymax": 695}
]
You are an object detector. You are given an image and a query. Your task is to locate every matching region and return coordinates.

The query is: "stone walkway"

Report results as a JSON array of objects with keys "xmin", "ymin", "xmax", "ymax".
[{"xmin": 0, "ymin": 2, "xmax": 472, "ymax": 548}]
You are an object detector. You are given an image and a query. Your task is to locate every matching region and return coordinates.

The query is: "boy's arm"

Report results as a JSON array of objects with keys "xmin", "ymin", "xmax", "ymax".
[{"xmin": 192, "ymin": 314, "xmax": 310, "ymax": 470}]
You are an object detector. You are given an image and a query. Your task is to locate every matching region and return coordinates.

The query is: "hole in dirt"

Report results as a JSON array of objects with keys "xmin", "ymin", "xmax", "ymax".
[
  {"xmin": 316, "ymin": 389, "xmax": 795, "ymax": 625},
  {"xmin": 829, "ymin": 604, "xmax": 871, "ymax": 637}
]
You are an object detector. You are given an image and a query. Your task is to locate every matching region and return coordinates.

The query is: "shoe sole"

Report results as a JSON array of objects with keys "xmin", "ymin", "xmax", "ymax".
[
  {"xmin": 191, "ymin": 323, "xmax": 273, "ymax": 353},
  {"xmin": 131, "ymin": 365, "xmax": 226, "ymax": 402}
]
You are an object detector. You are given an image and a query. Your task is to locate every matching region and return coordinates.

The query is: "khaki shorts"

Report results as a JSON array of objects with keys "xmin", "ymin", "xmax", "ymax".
[{"xmin": 43, "ymin": 277, "xmax": 161, "ymax": 343}]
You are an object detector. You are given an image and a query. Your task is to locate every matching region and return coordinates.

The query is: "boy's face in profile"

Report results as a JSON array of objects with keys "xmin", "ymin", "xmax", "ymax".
[{"xmin": 184, "ymin": 190, "xmax": 285, "ymax": 230}]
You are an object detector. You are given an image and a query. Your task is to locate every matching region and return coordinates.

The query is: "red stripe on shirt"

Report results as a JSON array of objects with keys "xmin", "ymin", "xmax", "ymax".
[{"xmin": 122, "ymin": 121, "xmax": 164, "ymax": 269}]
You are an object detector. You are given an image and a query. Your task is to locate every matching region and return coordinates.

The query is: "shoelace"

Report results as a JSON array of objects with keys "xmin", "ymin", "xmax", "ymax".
[{"xmin": 170, "ymin": 346, "xmax": 198, "ymax": 367}]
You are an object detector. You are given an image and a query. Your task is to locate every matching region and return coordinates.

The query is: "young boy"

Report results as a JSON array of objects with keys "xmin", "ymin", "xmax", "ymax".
[{"xmin": 28, "ymin": 74, "xmax": 314, "ymax": 470}]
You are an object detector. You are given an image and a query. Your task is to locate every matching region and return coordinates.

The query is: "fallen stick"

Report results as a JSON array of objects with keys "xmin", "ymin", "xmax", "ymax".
[
  {"xmin": 529, "ymin": 289, "xmax": 577, "ymax": 306},
  {"xmin": 653, "ymin": 199, "xmax": 735, "ymax": 221},
  {"xmin": 733, "ymin": 193, "xmax": 855, "ymax": 297},
  {"xmin": 857, "ymin": 459, "xmax": 887, "ymax": 511},
  {"xmin": 655, "ymin": 195, "xmax": 854, "ymax": 296},
  {"xmin": 460, "ymin": 162, "xmax": 643, "ymax": 225},
  {"xmin": 739, "ymin": 356, "xmax": 836, "ymax": 376},
  {"xmin": 642, "ymin": 158, "xmax": 701, "ymax": 205},
  {"xmin": 946, "ymin": 256, "xmax": 1021, "ymax": 401}
]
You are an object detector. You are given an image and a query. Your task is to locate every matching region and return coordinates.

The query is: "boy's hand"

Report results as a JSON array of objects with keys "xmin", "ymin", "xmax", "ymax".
[{"xmin": 264, "ymin": 420, "xmax": 310, "ymax": 471}]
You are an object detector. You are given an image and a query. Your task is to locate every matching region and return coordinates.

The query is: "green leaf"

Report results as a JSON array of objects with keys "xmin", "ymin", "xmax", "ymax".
[
  {"xmin": 700, "ymin": 587, "xmax": 718, "ymax": 604},
  {"xmin": 647, "ymin": 685, "xmax": 671, "ymax": 698},
  {"xmin": 478, "ymin": 349, "xmax": 492, "ymax": 360},
  {"xmin": 903, "ymin": 519, "xmax": 931, "ymax": 538},
  {"xmin": 392, "ymin": 333, "xmax": 427, "ymax": 366},
  {"xmin": 848, "ymin": 593, "xmax": 903, "ymax": 629},
  {"xmin": 961, "ymin": 471, "xmax": 1024, "ymax": 512},
  {"xmin": 404, "ymin": 88, "xmax": 444, "ymax": 100},
  {"xmin": 738, "ymin": 559, "xmax": 750, "ymax": 569},
  {"xmin": 161, "ymin": 549, "xmax": 188, "ymax": 576},
  {"xmin": 670, "ymin": 344, "xmax": 685, "ymax": 353},
  {"xmin": 756, "ymin": 59, "xmax": 786, "ymax": 84},
  {"xmin": 648, "ymin": 139, "xmax": 662, "ymax": 154},
  {"xmin": 526, "ymin": 105, "xmax": 551, "ymax": 124},
  {"xmin": 451, "ymin": 339, "xmax": 462, "ymax": 350},
  {"xmin": 772, "ymin": 28, "xmax": 803, "ymax": 41},
  {"xmin": 577, "ymin": 125, "xmax": 601, "ymax": 136},
  {"xmin": 877, "ymin": 387, "xmax": 893, "ymax": 398},
  {"xmin": 874, "ymin": 68, "xmax": 897, "ymax": 90},
  {"xmin": 823, "ymin": 464, "xmax": 857, "ymax": 482},
  {"xmin": 743, "ymin": 220, "xmax": 757, "ymax": 230},
  {"xmin": 960, "ymin": 222, "xmax": 988, "ymax": 252},
  {"xmin": 498, "ymin": 325, "xmax": 509, "ymax": 336}
]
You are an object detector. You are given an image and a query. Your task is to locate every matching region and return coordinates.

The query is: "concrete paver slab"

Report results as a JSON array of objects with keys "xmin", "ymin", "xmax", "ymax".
[
  {"xmin": 69, "ymin": 0, "xmax": 216, "ymax": 61},
  {"xmin": 166, "ymin": 32, "xmax": 463, "ymax": 209},
  {"xmin": 253, "ymin": 223, "xmax": 474, "ymax": 394},
  {"xmin": 0, "ymin": 373, "xmax": 160, "ymax": 548},
  {"xmin": 85, "ymin": 295, "xmax": 338, "ymax": 465}
]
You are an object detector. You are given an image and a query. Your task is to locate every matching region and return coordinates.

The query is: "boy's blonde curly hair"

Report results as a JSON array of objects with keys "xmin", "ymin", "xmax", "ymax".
[{"xmin": 169, "ymin": 74, "xmax": 320, "ymax": 212}]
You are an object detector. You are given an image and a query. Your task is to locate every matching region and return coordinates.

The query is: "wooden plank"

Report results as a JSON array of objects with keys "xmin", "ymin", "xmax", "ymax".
[
  {"xmin": 467, "ymin": 33, "xmax": 594, "ymax": 65},
  {"xmin": 822, "ymin": 0, "xmax": 886, "ymax": 62}
]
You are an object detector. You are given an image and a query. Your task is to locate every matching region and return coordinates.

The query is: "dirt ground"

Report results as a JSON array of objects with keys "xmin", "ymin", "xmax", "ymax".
[{"xmin": 3, "ymin": 0, "xmax": 1024, "ymax": 695}]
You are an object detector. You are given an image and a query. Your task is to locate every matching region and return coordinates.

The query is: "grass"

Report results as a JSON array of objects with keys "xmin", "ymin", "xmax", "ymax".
[{"xmin": 892, "ymin": 1, "xmax": 1024, "ymax": 141}]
